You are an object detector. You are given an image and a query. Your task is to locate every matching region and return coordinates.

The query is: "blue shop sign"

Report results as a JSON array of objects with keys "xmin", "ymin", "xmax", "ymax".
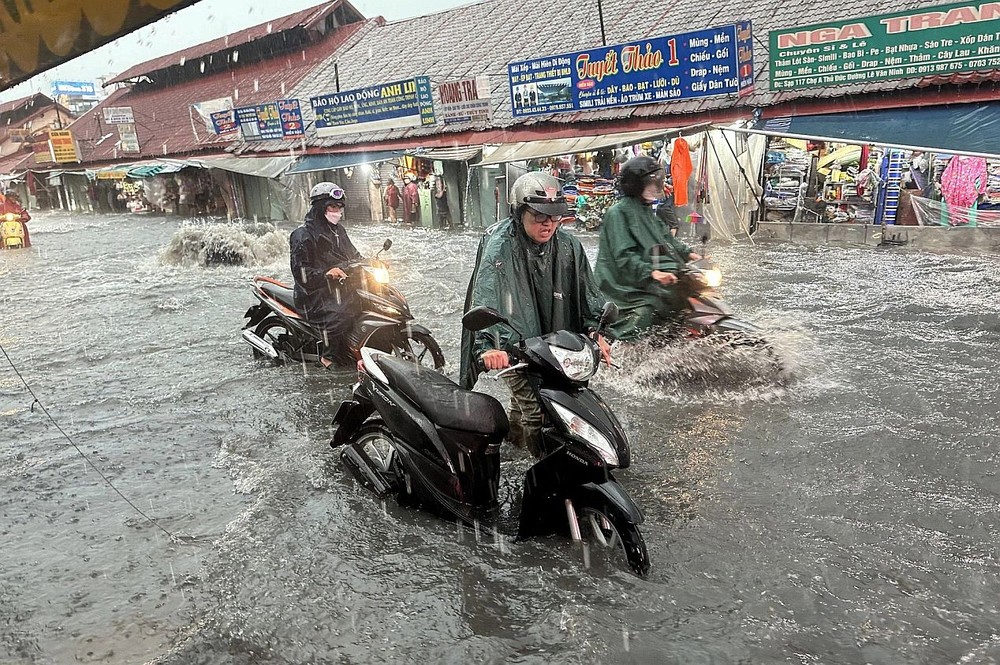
[
  {"xmin": 277, "ymin": 99, "xmax": 305, "ymax": 138},
  {"xmin": 310, "ymin": 76, "xmax": 436, "ymax": 138},
  {"xmin": 508, "ymin": 22, "xmax": 754, "ymax": 118}
]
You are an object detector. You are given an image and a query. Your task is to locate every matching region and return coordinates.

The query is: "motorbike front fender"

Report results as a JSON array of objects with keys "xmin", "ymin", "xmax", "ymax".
[
  {"xmin": 570, "ymin": 479, "xmax": 644, "ymax": 526},
  {"xmin": 330, "ymin": 397, "xmax": 375, "ymax": 447}
]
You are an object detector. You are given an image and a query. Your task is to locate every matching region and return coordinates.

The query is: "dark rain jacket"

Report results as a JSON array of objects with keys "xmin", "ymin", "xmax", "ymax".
[
  {"xmin": 459, "ymin": 216, "xmax": 604, "ymax": 389},
  {"xmin": 289, "ymin": 208, "xmax": 362, "ymax": 336},
  {"xmin": 594, "ymin": 196, "xmax": 693, "ymax": 340}
]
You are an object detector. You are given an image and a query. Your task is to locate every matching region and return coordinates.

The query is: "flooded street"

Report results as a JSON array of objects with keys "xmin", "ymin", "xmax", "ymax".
[{"xmin": 2, "ymin": 212, "xmax": 1000, "ymax": 664}]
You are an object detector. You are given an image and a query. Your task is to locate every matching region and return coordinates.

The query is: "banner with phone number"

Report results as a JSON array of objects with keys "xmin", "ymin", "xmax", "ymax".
[{"xmin": 508, "ymin": 22, "xmax": 753, "ymax": 118}]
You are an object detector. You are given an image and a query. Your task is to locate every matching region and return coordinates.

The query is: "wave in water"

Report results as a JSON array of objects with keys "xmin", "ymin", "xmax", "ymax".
[
  {"xmin": 597, "ymin": 319, "xmax": 813, "ymax": 404},
  {"xmin": 159, "ymin": 219, "xmax": 288, "ymax": 267}
]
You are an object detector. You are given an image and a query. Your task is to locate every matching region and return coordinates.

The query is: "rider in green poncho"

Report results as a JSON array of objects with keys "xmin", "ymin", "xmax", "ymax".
[
  {"xmin": 594, "ymin": 156, "xmax": 702, "ymax": 341},
  {"xmin": 459, "ymin": 172, "xmax": 610, "ymax": 457}
]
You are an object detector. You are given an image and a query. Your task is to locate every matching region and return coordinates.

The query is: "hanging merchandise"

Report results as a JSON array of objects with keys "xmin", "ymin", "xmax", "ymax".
[
  {"xmin": 671, "ymin": 137, "xmax": 693, "ymax": 206},
  {"xmin": 940, "ymin": 155, "xmax": 988, "ymax": 208}
]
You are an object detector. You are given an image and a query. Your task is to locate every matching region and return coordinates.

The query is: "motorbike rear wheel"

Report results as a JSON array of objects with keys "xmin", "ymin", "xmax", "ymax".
[
  {"xmin": 575, "ymin": 502, "xmax": 650, "ymax": 577},
  {"xmin": 253, "ymin": 317, "xmax": 295, "ymax": 364}
]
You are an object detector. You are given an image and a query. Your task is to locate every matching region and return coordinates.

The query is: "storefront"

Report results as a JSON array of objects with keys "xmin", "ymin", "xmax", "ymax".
[{"xmin": 749, "ymin": 100, "xmax": 1000, "ymax": 229}]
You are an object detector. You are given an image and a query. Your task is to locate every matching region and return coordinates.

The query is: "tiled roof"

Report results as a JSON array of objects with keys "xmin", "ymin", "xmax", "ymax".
[
  {"xmin": 69, "ymin": 9, "xmax": 367, "ymax": 166},
  {"xmin": 0, "ymin": 149, "xmax": 32, "ymax": 174},
  {"xmin": 238, "ymin": 0, "xmax": 975, "ymax": 152},
  {"xmin": 0, "ymin": 93, "xmax": 54, "ymax": 118}
]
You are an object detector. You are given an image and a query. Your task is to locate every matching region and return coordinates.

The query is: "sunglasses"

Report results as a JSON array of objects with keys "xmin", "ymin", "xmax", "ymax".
[{"xmin": 526, "ymin": 208, "xmax": 561, "ymax": 224}]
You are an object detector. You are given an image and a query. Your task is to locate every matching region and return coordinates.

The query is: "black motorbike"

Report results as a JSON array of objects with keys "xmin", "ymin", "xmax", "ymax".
[
  {"xmin": 331, "ymin": 303, "xmax": 650, "ymax": 577},
  {"xmin": 241, "ymin": 239, "xmax": 445, "ymax": 369},
  {"xmin": 651, "ymin": 236, "xmax": 767, "ymax": 346}
]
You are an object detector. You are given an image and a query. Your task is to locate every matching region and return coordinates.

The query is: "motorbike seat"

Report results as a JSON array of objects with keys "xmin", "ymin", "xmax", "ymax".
[
  {"xmin": 375, "ymin": 356, "xmax": 509, "ymax": 437},
  {"xmin": 259, "ymin": 280, "xmax": 298, "ymax": 312}
]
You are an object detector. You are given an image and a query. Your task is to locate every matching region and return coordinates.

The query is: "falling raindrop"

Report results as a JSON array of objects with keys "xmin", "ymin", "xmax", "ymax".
[
  {"xmin": 233, "ymin": 50, "xmax": 239, "ymax": 63},
  {"xmin": 253, "ymin": 79, "xmax": 259, "ymax": 92},
  {"xmin": 180, "ymin": 56, "xmax": 186, "ymax": 66},
  {"xmin": 266, "ymin": 23, "xmax": 273, "ymax": 34},
  {"xmin": 200, "ymin": 61, "xmax": 206, "ymax": 73},
  {"xmin": 280, "ymin": 82, "xmax": 286, "ymax": 95}
]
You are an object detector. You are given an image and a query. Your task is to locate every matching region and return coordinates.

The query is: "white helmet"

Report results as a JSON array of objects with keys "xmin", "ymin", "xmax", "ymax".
[
  {"xmin": 309, "ymin": 181, "xmax": 346, "ymax": 206},
  {"xmin": 509, "ymin": 172, "xmax": 566, "ymax": 217}
]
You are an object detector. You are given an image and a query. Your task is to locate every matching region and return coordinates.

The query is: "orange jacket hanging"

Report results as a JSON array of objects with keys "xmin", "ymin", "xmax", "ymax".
[{"xmin": 670, "ymin": 138, "xmax": 693, "ymax": 206}]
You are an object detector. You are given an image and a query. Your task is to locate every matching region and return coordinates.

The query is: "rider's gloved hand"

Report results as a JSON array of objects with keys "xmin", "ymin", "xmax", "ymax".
[
  {"xmin": 481, "ymin": 349, "xmax": 510, "ymax": 371},
  {"xmin": 326, "ymin": 267, "xmax": 348, "ymax": 281},
  {"xmin": 651, "ymin": 270, "xmax": 677, "ymax": 285}
]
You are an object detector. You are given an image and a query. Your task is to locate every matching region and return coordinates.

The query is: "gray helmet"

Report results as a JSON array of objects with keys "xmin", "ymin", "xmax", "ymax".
[
  {"xmin": 309, "ymin": 181, "xmax": 346, "ymax": 206},
  {"xmin": 509, "ymin": 172, "xmax": 567, "ymax": 217}
]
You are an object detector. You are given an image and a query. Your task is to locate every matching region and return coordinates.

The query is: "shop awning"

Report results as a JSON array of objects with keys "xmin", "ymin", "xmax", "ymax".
[
  {"xmin": 286, "ymin": 150, "xmax": 402, "ymax": 175},
  {"xmin": 476, "ymin": 124, "xmax": 710, "ymax": 166},
  {"xmin": 407, "ymin": 146, "xmax": 482, "ymax": 162},
  {"xmin": 751, "ymin": 102, "xmax": 1000, "ymax": 158}
]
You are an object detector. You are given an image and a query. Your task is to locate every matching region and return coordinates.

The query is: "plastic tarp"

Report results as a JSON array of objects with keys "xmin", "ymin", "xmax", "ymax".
[
  {"xmin": 910, "ymin": 194, "xmax": 1000, "ymax": 227},
  {"xmin": 699, "ymin": 129, "xmax": 766, "ymax": 241},
  {"xmin": 286, "ymin": 151, "xmax": 402, "ymax": 175},
  {"xmin": 477, "ymin": 125, "xmax": 710, "ymax": 166},
  {"xmin": 753, "ymin": 103, "xmax": 1000, "ymax": 158},
  {"xmin": 192, "ymin": 156, "xmax": 295, "ymax": 179}
]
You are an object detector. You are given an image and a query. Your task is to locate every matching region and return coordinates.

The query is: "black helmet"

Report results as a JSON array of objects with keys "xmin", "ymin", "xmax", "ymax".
[
  {"xmin": 619, "ymin": 156, "xmax": 664, "ymax": 198},
  {"xmin": 309, "ymin": 181, "xmax": 346, "ymax": 207},
  {"xmin": 509, "ymin": 172, "xmax": 567, "ymax": 217}
]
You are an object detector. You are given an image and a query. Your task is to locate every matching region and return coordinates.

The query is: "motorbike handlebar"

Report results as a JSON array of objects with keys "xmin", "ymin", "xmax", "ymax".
[{"xmin": 476, "ymin": 351, "xmax": 516, "ymax": 373}]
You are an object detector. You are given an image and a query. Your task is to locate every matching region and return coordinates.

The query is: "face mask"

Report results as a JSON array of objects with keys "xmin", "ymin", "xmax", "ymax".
[{"xmin": 325, "ymin": 208, "xmax": 343, "ymax": 224}]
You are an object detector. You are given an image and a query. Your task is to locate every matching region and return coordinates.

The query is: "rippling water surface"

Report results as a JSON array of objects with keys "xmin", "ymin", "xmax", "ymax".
[{"xmin": 2, "ymin": 212, "xmax": 999, "ymax": 664}]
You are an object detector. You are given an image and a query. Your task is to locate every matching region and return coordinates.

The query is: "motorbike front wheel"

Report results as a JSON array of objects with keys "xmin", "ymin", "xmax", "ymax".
[
  {"xmin": 574, "ymin": 501, "xmax": 650, "ymax": 577},
  {"xmin": 366, "ymin": 327, "xmax": 445, "ymax": 370}
]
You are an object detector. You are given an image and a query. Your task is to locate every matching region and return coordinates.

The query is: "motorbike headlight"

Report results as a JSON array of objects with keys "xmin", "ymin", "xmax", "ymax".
[
  {"xmin": 364, "ymin": 266, "xmax": 390, "ymax": 284},
  {"xmin": 701, "ymin": 268, "xmax": 722, "ymax": 288},
  {"xmin": 549, "ymin": 402, "xmax": 619, "ymax": 466},
  {"xmin": 548, "ymin": 343, "xmax": 597, "ymax": 381},
  {"xmin": 3, "ymin": 213, "xmax": 17, "ymax": 222}
]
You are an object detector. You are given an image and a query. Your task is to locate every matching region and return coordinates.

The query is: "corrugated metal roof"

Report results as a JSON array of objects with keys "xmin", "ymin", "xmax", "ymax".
[
  {"xmin": 106, "ymin": 1, "xmax": 364, "ymax": 85},
  {"xmin": 68, "ymin": 17, "xmax": 367, "ymax": 166},
  {"xmin": 241, "ymin": 0, "xmax": 975, "ymax": 153}
]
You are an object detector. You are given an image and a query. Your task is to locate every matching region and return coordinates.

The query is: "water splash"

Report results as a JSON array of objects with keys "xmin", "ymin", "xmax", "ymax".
[
  {"xmin": 597, "ymin": 323, "xmax": 811, "ymax": 404},
  {"xmin": 158, "ymin": 219, "xmax": 288, "ymax": 267}
]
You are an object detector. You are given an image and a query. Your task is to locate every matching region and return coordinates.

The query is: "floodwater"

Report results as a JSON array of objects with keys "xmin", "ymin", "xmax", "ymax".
[{"xmin": 2, "ymin": 212, "xmax": 999, "ymax": 664}]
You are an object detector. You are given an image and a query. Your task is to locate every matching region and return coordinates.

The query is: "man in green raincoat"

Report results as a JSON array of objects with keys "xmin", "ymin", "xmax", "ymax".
[
  {"xmin": 459, "ymin": 172, "xmax": 610, "ymax": 456},
  {"xmin": 594, "ymin": 156, "xmax": 701, "ymax": 341}
]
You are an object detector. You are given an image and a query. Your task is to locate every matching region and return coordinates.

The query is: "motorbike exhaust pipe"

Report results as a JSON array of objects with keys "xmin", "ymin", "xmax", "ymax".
[{"xmin": 241, "ymin": 329, "xmax": 279, "ymax": 359}]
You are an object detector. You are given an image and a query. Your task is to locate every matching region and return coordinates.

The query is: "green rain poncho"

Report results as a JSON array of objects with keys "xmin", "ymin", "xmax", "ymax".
[
  {"xmin": 593, "ymin": 196, "xmax": 693, "ymax": 340},
  {"xmin": 459, "ymin": 216, "xmax": 604, "ymax": 389}
]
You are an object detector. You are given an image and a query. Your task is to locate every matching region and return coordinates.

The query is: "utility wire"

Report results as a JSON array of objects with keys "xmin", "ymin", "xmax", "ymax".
[{"xmin": 0, "ymin": 342, "xmax": 184, "ymax": 543}]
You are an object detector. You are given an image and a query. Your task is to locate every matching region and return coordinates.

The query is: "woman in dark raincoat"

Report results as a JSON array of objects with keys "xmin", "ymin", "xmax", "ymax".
[{"xmin": 289, "ymin": 182, "xmax": 362, "ymax": 358}]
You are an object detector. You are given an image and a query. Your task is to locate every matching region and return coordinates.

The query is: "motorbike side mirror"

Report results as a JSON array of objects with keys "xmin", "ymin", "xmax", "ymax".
[
  {"xmin": 382, "ymin": 239, "xmax": 392, "ymax": 251},
  {"xmin": 462, "ymin": 306, "xmax": 508, "ymax": 331},
  {"xmin": 599, "ymin": 302, "xmax": 619, "ymax": 328}
]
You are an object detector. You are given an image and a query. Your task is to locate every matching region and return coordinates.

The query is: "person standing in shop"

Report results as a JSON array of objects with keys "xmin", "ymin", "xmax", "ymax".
[
  {"xmin": 434, "ymin": 175, "xmax": 452, "ymax": 229},
  {"xmin": 402, "ymin": 175, "xmax": 420, "ymax": 225},
  {"xmin": 384, "ymin": 177, "xmax": 401, "ymax": 222}
]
